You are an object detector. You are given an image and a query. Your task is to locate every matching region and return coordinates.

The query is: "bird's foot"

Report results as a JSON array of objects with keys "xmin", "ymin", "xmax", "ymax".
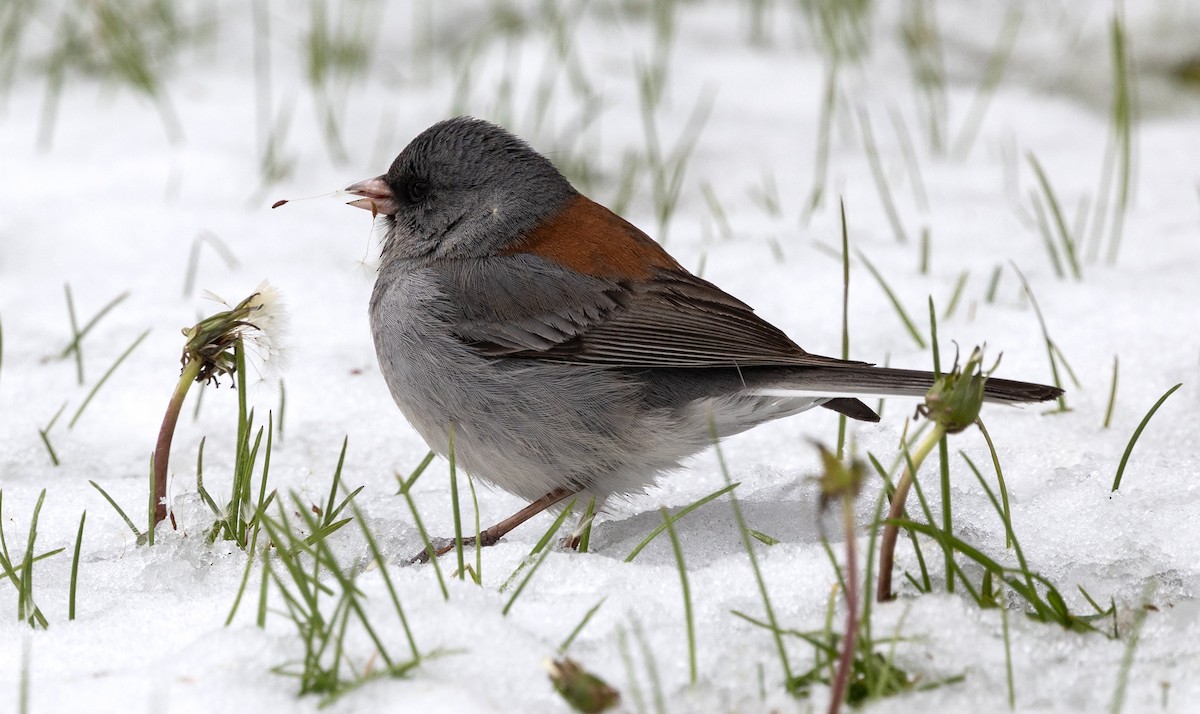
[{"xmin": 406, "ymin": 531, "xmax": 501, "ymax": 565}]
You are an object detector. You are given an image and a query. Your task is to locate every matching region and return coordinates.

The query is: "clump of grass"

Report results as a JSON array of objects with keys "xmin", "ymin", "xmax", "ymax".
[
  {"xmin": 225, "ymin": 436, "xmax": 360, "ymax": 627},
  {"xmin": 800, "ymin": 0, "xmax": 874, "ymax": 64},
  {"xmin": 797, "ymin": 0, "xmax": 873, "ymax": 222},
  {"xmin": 700, "ymin": 181, "xmax": 733, "ymax": 241},
  {"xmin": 259, "ymin": 492, "xmax": 421, "ymax": 705},
  {"xmin": 0, "ymin": 490, "xmax": 62, "ymax": 629},
  {"xmin": 734, "ymin": 600, "xmax": 938, "ymax": 707},
  {"xmin": 876, "ymin": 345, "xmax": 993, "ymax": 601},
  {"xmin": 304, "ymin": 0, "xmax": 379, "ymax": 163},
  {"xmin": 868, "ymin": 341, "xmax": 1115, "ymax": 632},
  {"xmin": 447, "ymin": 425, "xmax": 466, "ymax": 580},
  {"xmin": 31, "ymin": 0, "xmax": 189, "ymax": 146}
]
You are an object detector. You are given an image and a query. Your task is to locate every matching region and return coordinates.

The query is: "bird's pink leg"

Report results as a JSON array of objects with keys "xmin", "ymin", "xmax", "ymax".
[{"xmin": 409, "ymin": 487, "xmax": 575, "ymax": 564}]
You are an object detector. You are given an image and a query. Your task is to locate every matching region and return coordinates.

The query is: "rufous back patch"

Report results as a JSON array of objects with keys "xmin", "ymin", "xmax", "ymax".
[{"xmin": 503, "ymin": 195, "xmax": 683, "ymax": 280}]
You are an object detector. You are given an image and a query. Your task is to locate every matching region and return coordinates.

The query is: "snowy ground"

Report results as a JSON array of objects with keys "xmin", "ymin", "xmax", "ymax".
[{"xmin": 2, "ymin": 1, "xmax": 1199, "ymax": 712}]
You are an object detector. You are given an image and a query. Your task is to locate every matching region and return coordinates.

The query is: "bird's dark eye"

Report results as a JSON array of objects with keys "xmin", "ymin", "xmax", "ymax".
[{"xmin": 407, "ymin": 180, "xmax": 430, "ymax": 203}]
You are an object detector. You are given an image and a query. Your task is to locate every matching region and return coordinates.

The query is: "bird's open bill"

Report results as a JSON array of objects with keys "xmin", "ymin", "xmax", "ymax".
[{"xmin": 344, "ymin": 176, "xmax": 397, "ymax": 216}]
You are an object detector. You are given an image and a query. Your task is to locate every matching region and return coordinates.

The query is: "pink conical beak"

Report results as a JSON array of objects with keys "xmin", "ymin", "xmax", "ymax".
[{"xmin": 344, "ymin": 176, "xmax": 398, "ymax": 216}]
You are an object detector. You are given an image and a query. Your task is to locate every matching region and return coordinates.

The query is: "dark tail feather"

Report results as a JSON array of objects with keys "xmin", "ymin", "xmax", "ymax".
[
  {"xmin": 978, "ymin": 373, "xmax": 1064, "ymax": 403},
  {"xmin": 822, "ymin": 397, "xmax": 881, "ymax": 422}
]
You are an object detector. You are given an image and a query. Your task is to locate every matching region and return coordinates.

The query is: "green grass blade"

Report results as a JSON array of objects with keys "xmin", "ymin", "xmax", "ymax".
[
  {"xmin": 467, "ymin": 473, "xmax": 482, "ymax": 583},
  {"xmin": 837, "ymin": 198, "xmax": 851, "ymax": 458},
  {"xmin": 974, "ymin": 419, "xmax": 1013, "ymax": 549},
  {"xmin": 351, "ymin": 500, "xmax": 421, "ymax": 662},
  {"xmin": 323, "ymin": 436, "xmax": 348, "ymax": 527},
  {"xmin": 1103, "ymin": 356, "xmax": 1119, "ymax": 428},
  {"xmin": 858, "ymin": 107, "xmax": 910, "ymax": 244},
  {"xmin": 69, "ymin": 328, "xmax": 151, "ymax": 428},
  {"xmin": 63, "ymin": 284, "xmax": 84, "ymax": 384},
  {"xmin": 661, "ymin": 508, "xmax": 696, "ymax": 684},
  {"xmin": 397, "ymin": 451, "xmax": 436, "ymax": 494},
  {"xmin": 942, "ymin": 271, "xmax": 969, "ymax": 320},
  {"xmin": 560, "ymin": 598, "xmax": 606, "ymax": 653},
  {"xmin": 398, "ymin": 456, "xmax": 448, "ymax": 600},
  {"xmin": 950, "ymin": 3, "xmax": 1022, "ymax": 160},
  {"xmin": 856, "ymin": 249, "xmax": 926, "ymax": 349},
  {"xmin": 1001, "ymin": 605, "xmax": 1015, "ymax": 709},
  {"xmin": 1011, "ymin": 264, "xmax": 1070, "ymax": 412},
  {"xmin": 502, "ymin": 501, "xmax": 575, "ymax": 616},
  {"xmin": 18, "ymin": 489, "xmax": 50, "ymax": 627},
  {"xmin": 69, "ymin": 510, "xmax": 86, "ymax": 620},
  {"xmin": 447, "ymin": 424, "xmax": 465, "ymax": 580},
  {"xmin": 625, "ymin": 482, "xmax": 739, "ymax": 562},
  {"xmin": 1109, "ymin": 583, "xmax": 1153, "ymax": 714},
  {"xmin": 38, "ymin": 402, "xmax": 67, "ymax": 467},
  {"xmin": 577, "ymin": 496, "xmax": 595, "ymax": 554},
  {"xmin": 89, "ymin": 480, "xmax": 143, "ymax": 540},
  {"xmin": 59, "ymin": 289, "xmax": 132, "ymax": 377},
  {"xmin": 1027, "ymin": 153, "xmax": 1082, "ymax": 280},
  {"xmin": 1111, "ymin": 383, "xmax": 1182, "ymax": 491},
  {"xmin": 711, "ymin": 424, "xmax": 792, "ymax": 681}
]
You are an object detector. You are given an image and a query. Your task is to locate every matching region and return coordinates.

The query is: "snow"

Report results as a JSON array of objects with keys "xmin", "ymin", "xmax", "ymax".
[{"xmin": 2, "ymin": 1, "xmax": 1199, "ymax": 712}]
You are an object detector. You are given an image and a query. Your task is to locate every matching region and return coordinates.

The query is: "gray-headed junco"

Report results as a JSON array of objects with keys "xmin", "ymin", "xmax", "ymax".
[{"xmin": 344, "ymin": 116, "xmax": 1060, "ymax": 557}]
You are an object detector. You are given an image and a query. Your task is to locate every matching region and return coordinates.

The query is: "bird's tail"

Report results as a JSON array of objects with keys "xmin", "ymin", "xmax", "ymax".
[{"xmin": 750, "ymin": 366, "xmax": 1063, "ymax": 423}]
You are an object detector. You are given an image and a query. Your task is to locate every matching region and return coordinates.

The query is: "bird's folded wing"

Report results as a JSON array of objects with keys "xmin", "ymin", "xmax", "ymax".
[{"xmin": 438, "ymin": 255, "xmax": 867, "ymax": 369}]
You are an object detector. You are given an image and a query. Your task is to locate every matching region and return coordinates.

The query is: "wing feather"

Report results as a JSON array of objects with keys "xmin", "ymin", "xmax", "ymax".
[{"xmin": 439, "ymin": 256, "xmax": 866, "ymax": 369}]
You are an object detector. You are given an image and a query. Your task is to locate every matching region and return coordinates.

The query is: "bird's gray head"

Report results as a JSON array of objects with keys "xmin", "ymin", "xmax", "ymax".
[{"xmin": 345, "ymin": 117, "xmax": 576, "ymax": 262}]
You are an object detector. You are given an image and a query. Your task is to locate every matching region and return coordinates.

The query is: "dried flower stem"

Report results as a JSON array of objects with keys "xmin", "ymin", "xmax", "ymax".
[
  {"xmin": 876, "ymin": 422, "xmax": 944, "ymax": 602},
  {"xmin": 829, "ymin": 492, "xmax": 860, "ymax": 714},
  {"xmin": 152, "ymin": 359, "xmax": 202, "ymax": 525}
]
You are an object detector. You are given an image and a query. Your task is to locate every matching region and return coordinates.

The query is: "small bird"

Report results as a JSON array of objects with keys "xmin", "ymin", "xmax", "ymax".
[{"xmin": 344, "ymin": 117, "xmax": 1061, "ymax": 558}]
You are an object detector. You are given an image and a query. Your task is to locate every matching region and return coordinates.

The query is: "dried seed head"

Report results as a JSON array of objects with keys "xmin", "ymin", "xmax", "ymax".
[
  {"xmin": 181, "ymin": 281, "xmax": 289, "ymax": 385},
  {"xmin": 814, "ymin": 442, "xmax": 866, "ymax": 511},
  {"xmin": 917, "ymin": 345, "xmax": 994, "ymax": 434},
  {"xmin": 545, "ymin": 657, "xmax": 620, "ymax": 713}
]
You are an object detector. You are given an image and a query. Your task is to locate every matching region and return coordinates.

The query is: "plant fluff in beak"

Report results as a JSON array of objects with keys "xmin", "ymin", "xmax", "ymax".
[{"xmin": 344, "ymin": 176, "xmax": 398, "ymax": 216}]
